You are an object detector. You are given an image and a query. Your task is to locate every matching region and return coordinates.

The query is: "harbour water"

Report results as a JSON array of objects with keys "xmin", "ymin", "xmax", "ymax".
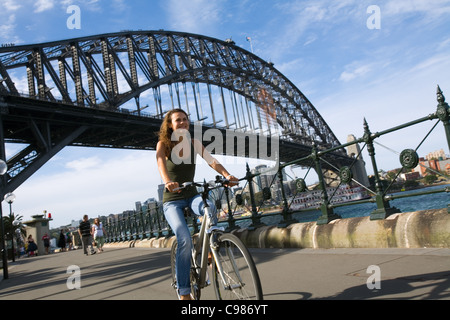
[{"xmin": 226, "ymin": 184, "xmax": 449, "ymax": 229}]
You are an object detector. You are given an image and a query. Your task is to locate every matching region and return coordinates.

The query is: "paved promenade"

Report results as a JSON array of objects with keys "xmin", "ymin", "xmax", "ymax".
[{"xmin": 0, "ymin": 246, "xmax": 448, "ymax": 301}]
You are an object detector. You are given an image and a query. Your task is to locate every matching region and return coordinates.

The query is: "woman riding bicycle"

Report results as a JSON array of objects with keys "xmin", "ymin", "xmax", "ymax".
[{"xmin": 156, "ymin": 108, "xmax": 238, "ymax": 300}]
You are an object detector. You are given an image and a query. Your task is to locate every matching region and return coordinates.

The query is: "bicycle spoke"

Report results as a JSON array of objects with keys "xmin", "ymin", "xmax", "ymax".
[{"xmin": 212, "ymin": 233, "xmax": 263, "ymax": 300}]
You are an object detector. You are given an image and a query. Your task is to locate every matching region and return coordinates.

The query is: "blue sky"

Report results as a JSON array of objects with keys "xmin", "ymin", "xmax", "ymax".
[{"xmin": 1, "ymin": 0, "xmax": 449, "ymax": 227}]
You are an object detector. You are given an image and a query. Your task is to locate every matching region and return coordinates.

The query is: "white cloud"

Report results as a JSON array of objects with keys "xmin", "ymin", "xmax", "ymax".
[
  {"xmin": 384, "ymin": 0, "xmax": 450, "ymax": 17},
  {"xmin": 0, "ymin": 14, "xmax": 16, "ymax": 40},
  {"xmin": 165, "ymin": 0, "xmax": 223, "ymax": 34},
  {"xmin": 60, "ymin": 0, "xmax": 102, "ymax": 12},
  {"xmin": 65, "ymin": 156, "xmax": 102, "ymax": 171},
  {"xmin": 339, "ymin": 64, "xmax": 372, "ymax": 82},
  {"xmin": 34, "ymin": 0, "xmax": 55, "ymax": 13},
  {"xmin": 1, "ymin": 0, "xmax": 22, "ymax": 11}
]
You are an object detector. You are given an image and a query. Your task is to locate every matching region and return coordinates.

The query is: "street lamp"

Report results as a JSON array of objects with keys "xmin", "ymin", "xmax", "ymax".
[
  {"xmin": 0, "ymin": 159, "xmax": 8, "ymax": 279},
  {"xmin": 4, "ymin": 192, "xmax": 15, "ymax": 262}
]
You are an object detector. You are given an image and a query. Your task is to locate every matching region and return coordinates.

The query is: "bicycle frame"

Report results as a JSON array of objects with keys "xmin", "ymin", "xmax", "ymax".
[
  {"xmin": 193, "ymin": 202, "xmax": 211, "ymax": 289},
  {"xmin": 187, "ymin": 180, "xmax": 228, "ymax": 291}
]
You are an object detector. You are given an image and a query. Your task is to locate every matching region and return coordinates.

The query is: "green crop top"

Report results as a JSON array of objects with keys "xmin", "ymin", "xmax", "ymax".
[{"xmin": 162, "ymin": 142, "xmax": 198, "ymax": 203}]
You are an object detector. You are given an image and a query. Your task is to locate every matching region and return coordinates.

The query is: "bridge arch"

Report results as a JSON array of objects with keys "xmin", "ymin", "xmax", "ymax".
[
  {"xmin": 0, "ymin": 30, "xmax": 343, "ymax": 150},
  {"xmin": 0, "ymin": 31, "xmax": 353, "ymax": 194}
]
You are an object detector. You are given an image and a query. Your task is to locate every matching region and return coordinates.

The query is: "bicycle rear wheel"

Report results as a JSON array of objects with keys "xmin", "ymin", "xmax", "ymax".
[
  {"xmin": 170, "ymin": 240, "xmax": 201, "ymax": 300},
  {"xmin": 212, "ymin": 233, "xmax": 263, "ymax": 300}
]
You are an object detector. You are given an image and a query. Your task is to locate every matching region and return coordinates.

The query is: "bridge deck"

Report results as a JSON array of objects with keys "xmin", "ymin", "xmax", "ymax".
[{"xmin": 0, "ymin": 246, "xmax": 448, "ymax": 304}]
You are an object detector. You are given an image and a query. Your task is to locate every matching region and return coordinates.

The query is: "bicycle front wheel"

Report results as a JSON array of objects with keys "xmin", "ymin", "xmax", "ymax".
[{"xmin": 212, "ymin": 233, "xmax": 263, "ymax": 300}]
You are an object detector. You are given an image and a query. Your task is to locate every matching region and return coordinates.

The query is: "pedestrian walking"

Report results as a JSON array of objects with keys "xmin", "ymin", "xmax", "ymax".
[
  {"xmin": 78, "ymin": 215, "xmax": 96, "ymax": 256},
  {"xmin": 92, "ymin": 218, "xmax": 106, "ymax": 253},
  {"xmin": 42, "ymin": 233, "xmax": 50, "ymax": 254},
  {"xmin": 58, "ymin": 229, "xmax": 66, "ymax": 252},
  {"xmin": 66, "ymin": 230, "xmax": 73, "ymax": 250},
  {"xmin": 26, "ymin": 235, "xmax": 38, "ymax": 257}
]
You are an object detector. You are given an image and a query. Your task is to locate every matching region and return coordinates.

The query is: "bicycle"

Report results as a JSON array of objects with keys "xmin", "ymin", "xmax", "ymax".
[{"xmin": 170, "ymin": 176, "xmax": 263, "ymax": 300}]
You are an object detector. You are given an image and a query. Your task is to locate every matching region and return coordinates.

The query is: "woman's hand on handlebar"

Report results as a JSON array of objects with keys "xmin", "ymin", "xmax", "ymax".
[
  {"xmin": 225, "ymin": 175, "xmax": 239, "ymax": 187},
  {"xmin": 165, "ymin": 181, "xmax": 181, "ymax": 193}
]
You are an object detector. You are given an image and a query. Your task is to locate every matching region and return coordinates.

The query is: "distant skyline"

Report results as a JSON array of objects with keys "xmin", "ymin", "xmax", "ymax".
[{"xmin": 0, "ymin": 0, "xmax": 449, "ymax": 227}]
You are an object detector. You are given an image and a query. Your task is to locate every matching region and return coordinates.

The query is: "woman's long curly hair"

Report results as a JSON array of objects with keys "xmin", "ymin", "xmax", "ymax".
[{"xmin": 158, "ymin": 108, "xmax": 189, "ymax": 157}]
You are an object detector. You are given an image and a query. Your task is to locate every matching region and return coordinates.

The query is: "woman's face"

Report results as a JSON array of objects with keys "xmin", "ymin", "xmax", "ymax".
[{"xmin": 170, "ymin": 111, "xmax": 189, "ymax": 132}]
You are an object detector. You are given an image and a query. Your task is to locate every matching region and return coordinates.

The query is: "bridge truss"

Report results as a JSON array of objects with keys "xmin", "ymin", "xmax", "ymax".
[{"xmin": 0, "ymin": 31, "xmax": 351, "ymax": 194}]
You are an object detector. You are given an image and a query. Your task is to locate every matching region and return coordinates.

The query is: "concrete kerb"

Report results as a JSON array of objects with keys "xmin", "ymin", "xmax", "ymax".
[
  {"xmin": 103, "ymin": 208, "xmax": 450, "ymax": 250},
  {"xmin": 105, "ymin": 236, "xmax": 177, "ymax": 249},
  {"xmin": 232, "ymin": 208, "xmax": 450, "ymax": 249}
]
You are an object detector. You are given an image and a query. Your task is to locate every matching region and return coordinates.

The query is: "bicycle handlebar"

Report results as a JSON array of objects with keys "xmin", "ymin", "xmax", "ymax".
[{"xmin": 173, "ymin": 175, "xmax": 238, "ymax": 192}]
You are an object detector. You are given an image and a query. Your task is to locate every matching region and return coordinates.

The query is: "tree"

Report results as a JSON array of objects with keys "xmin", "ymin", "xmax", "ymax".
[
  {"xmin": 1, "ymin": 214, "xmax": 26, "ymax": 243},
  {"xmin": 424, "ymin": 175, "xmax": 437, "ymax": 185},
  {"xmin": 403, "ymin": 180, "xmax": 419, "ymax": 189}
]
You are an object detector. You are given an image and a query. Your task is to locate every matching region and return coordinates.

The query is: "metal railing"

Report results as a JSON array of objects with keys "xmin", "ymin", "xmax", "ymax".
[{"xmin": 103, "ymin": 86, "xmax": 449, "ymax": 242}]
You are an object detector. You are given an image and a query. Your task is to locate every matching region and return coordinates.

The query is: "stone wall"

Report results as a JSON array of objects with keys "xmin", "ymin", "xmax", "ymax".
[
  {"xmin": 233, "ymin": 208, "xmax": 449, "ymax": 249},
  {"xmin": 103, "ymin": 208, "xmax": 449, "ymax": 249}
]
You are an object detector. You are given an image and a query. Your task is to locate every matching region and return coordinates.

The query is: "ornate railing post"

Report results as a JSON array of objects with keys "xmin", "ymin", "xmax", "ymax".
[
  {"xmin": 313, "ymin": 143, "xmax": 341, "ymax": 225},
  {"xmin": 118, "ymin": 216, "xmax": 124, "ymax": 242},
  {"xmin": 131, "ymin": 212, "xmax": 137, "ymax": 240},
  {"xmin": 436, "ymin": 86, "xmax": 450, "ymax": 151},
  {"xmin": 134, "ymin": 211, "xmax": 140, "ymax": 239},
  {"xmin": 145, "ymin": 207, "xmax": 153, "ymax": 238},
  {"xmin": 104, "ymin": 219, "xmax": 110, "ymax": 243},
  {"xmin": 154, "ymin": 202, "xmax": 164, "ymax": 238},
  {"xmin": 224, "ymin": 185, "xmax": 238, "ymax": 232},
  {"xmin": 127, "ymin": 214, "xmax": 133, "ymax": 240},
  {"xmin": 363, "ymin": 119, "xmax": 401, "ymax": 220},
  {"xmin": 139, "ymin": 209, "xmax": 146, "ymax": 239},
  {"xmin": 277, "ymin": 165, "xmax": 298, "ymax": 228},
  {"xmin": 113, "ymin": 217, "xmax": 119, "ymax": 242},
  {"xmin": 245, "ymin": 163, "xmax": 265, "ymax": 231},
  {"xmin": 109, "ymin": 218, "xmax": 115, "ymax": 243},
  {"xmin": 436, "ymin": 86, "xmax": 450, "ymax": 214}
]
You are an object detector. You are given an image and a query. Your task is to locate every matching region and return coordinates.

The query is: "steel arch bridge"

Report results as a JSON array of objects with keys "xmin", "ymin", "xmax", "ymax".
[{"xmin": 0, "ymin": 30, "xmax": 352, "ymax": 194}]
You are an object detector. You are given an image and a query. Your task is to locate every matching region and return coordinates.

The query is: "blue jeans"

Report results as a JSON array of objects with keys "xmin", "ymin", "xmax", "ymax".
[{"xmin": 163, "ymin": 194, "xmax": 216, "ymax": 296}]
